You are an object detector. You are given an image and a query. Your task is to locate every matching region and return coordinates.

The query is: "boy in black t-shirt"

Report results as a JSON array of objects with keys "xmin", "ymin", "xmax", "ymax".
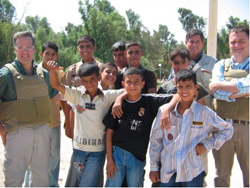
[{"xmin": 103, "ymin": 67, "xmax": 176, "ymax": 187}]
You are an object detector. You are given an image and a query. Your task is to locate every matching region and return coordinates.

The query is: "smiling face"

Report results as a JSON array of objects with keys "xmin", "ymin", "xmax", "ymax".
[
  {"xmin": 122, "ymin": 74, "xmax": 145, "ymax": 101},
  {"xmin": 80, "ymin": 73, "xmax": 100, "ymax": 97},
  {"xmin": 171, "ymin": 55, "xmax": 190, "ymax": 74},
  {"xmin": 14, "ymin": 36, "xmax": 35, "ymax": 66},
  {"xmin": 100, "ymin": 65, "xmax": 118, "ymax": 88},
  {"xmin": 177, "ymin": 79, "xmax": 198, "ymax": 103},
  {"xmin": 229, "ymin": 31, "xmax": 249, "ymax": 63},
  {"xmin": 125, "ymin": 45, "xmax": 143, "ymax": 68},
  {"xmin": 78, "ymin": 41, "xmax": 96, "ymax": 62},
  {"xmin": 185, "ymin": 34, "xmax": 204, "ymax": 59}
]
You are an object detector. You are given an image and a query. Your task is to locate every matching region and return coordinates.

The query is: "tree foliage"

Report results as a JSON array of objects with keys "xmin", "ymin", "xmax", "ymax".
[
  {"xmin": 177, "ymin": 7, "xmax": 206, "ymax": 33},
  {"xmin": 0, "ymin": 0, "xmax": 16, "ymax": 23}
]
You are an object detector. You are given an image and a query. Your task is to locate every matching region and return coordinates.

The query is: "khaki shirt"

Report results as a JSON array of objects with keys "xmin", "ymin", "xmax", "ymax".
[{"xmin": 61, "ymin": 59, "xmax": 102, "ymax": 87}]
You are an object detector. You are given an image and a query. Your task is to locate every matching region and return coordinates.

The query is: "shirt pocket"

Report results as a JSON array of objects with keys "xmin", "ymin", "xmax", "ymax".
[{"xmin": 189, "ymin": 148, "xmax": 203, "ymax": 169}]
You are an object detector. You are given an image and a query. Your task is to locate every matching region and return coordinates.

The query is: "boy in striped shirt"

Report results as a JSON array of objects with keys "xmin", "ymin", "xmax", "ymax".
[{"xmin": 149, "ymin": 69, "xmax": 233, "ymax": 187}]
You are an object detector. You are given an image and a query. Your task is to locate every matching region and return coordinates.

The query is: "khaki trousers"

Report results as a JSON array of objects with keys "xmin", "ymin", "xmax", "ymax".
[
  {"xmin": 4, "ymin": 124, "xmax": 50, "ymax": 187},
  {"xmin": 212, "ymin": 122, "xmax": 249, "ymax": 187}
]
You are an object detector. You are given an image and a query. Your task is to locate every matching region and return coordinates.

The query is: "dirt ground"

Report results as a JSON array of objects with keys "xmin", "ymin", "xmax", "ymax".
[{"xmin": 0, "ymin": 112, "xmax": 244, "ymax": 187}]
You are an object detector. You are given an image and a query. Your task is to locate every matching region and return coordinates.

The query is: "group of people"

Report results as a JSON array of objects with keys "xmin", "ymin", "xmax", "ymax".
[{"xmin": 0, "ymin": 25, "xmax": 248, "ymax": 187}]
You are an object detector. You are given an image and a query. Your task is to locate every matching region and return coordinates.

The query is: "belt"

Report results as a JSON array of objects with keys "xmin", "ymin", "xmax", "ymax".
[{"xmin": 233, "ymin": 120, "xmax": 249, "ymax": 125}]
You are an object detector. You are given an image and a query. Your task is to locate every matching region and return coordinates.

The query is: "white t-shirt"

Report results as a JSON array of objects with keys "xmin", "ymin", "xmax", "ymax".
[{"xmin": 64, "ymin": 86, "xmax": 123, "ymax": 152}]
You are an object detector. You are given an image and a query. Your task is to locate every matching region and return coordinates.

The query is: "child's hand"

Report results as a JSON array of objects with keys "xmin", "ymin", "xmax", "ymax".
[
  {"xmin": 149, "ymin": 171, "xmax": 160, "ymax": 183},
  {"xmin": 47, "ymin": 61, "xmax": 64, "ymax": 71},
  {"xmin": 195, "ymin": 143, "xmax": 207, "ymax": 156},
  {"xmin": 111, "ymin": 99, "xmax": 123, "ymax": 119},
  {"xmin": 106, "ymin": 159, "xmax": 118, "ymax": 179},
  {"xmin": 160, "ymin": 107, "xmax": 171, "ymax": 130}
]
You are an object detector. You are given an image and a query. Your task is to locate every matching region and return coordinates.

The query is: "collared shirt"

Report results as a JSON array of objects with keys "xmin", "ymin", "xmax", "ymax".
[
  {"xmin": 0, "ymin": 58, "xmax": 58, "ymax": 102},
  {"xmin": 63, "ymin": 86, "xmax": 123, "ymax": 152},
  {"xmin": 212, "ymin": 56, "xmax": 249, "ymax": 102},
  {"xmin": 60, "ymin": 59, "xmax": 102, "ymax": 87},
  {"xmin": 149, "ymin": 100, "xmax": 233, "ymax": 183},
  {"xmin": 193, "ymin": 51, "xmax": 203, "ymax": 63}
]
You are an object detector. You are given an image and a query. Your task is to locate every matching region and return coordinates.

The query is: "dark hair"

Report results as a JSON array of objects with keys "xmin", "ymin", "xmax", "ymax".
[
  {"xmin": 100, "ymin": 62, "xmax": 118, "ymax": 73},
  {"xmin": 123, "ymin": 67, "xmax": 143, "ymax": 80},
  {"xmin": 230, "ymin": 25, "xmax": 249, "ymax": 37},
  {"xmin": 42, "ymin": 41, "xmax": 59, "ymax": 53},
  {"xmin": 125, "ymin": 41, "xmax": 142, "ymax": 50},
  {"xmin": 78, "ymin": 63, "xmax": 99, "ymax": 78},
  {"xmin": 111, "ymin": 41, "xmax": 126, "ymax": 51},
  {"xmin": 77, "ymin": 35, "xmax": 96, "ymax": 46},
  {"xmin": 13, "ymin": 30, "xmax": 35, "ymax": 46},
  {"xmin": 186, "ymin": 29, "xmax": 205, "ymax": 42},
  {"xmin": 171, "ymin": 47, "xmax": 191, "ymax": 61},
  {"xmin": 175, "ymin": 69, "xmax": 197, "ymax": 85}
]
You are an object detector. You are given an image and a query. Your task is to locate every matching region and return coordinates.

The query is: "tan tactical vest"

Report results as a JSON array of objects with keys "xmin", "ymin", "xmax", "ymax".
[
  {"xmin": 0, "ymin": 64, "xmax": 52, "ymax": 132},
  {"xmin": 212, "ymin": 59, "xmax": 249, "ymax": 121}
]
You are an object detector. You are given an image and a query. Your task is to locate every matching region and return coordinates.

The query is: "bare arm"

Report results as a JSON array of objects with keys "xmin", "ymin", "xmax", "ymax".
[
  {"xmin": 111, "ymin": 90, "xmax": 128, "ymax": 119},
  {"xmin": 106, "ymin": 128, "xmax": 117, "ymax": 179},
  {"xmin": 209, "ymin": 82, "xmax": 238, "ymax": 95},
  {"xmin": 60, "ymin": 101, "xmax": 73, "ymax": 139},
  {"xmin": 47, "ymin": 61, "xmax": 66, "ymax": 95},
  {"xmin": 160, "ymin": 94, "xmax": 180, "ymax": 130},
  {"xmin": 229, "ymin": 93, "xmax": 249, "ymax": 99},
  {"xmin": 0, "ymin": 122, "xmax": 6, "ymax": 146},
  {"xmin": 148, "ymin": 87, "xmax": 157, "ymax": 94}
]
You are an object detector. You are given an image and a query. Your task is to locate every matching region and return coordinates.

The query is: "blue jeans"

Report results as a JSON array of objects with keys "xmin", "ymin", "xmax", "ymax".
[
  {"xmin": 48, "ymin": 126, "xmax": 61, "ymax": 187},
  {"xmin": 24, "ymin": 125, "xmax": 61, "ymax": 187},
  {"xmin": 160, "ymin": 171, "xmax": 205, "ymax": 187},
  {"xmin": 73, "ymin": 149, "xmax": 105, "ymax": 187},
  {"xmin": 105, "ymin": 146, "xmax": 146, "ymax": 187}
]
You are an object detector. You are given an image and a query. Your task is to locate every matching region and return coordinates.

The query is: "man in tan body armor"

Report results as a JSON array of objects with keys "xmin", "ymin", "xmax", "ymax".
[
  {"xmin": 209, "ymin": 25, "xmax": 249, "ymax": 187},
  {"xmin": 0, "ymin": 31, "xmax": 58, "ymax": 186}
]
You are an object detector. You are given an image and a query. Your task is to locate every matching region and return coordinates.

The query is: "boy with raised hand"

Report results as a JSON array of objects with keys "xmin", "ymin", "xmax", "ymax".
[
  {"xmin": 48, "ymin": 62, "xmax": 124, "ymax": 187},
  {"xmin": 149, "ymin": 69, "xmax": 233, "ymax": 187},
  {"xmin": 103, "ymin": 67, "xmax": 177, "ymax": 187}
]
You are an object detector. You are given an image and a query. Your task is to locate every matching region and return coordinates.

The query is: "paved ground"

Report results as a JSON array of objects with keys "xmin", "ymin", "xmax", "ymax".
[{"xmin": 0, "ymin": 112, "xmax": 244, "ymax": 187}]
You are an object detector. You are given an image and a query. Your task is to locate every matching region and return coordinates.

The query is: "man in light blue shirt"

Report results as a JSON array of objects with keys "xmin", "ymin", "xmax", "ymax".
[{"xmin": 209, "ymin": 25, "xmax": 249, "ymax": 187}]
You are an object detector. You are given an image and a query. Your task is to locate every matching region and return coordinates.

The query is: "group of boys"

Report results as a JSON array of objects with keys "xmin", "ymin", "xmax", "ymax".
[{"xmin": 0, "ymin": 25, "xmax": 248, "ymax": 187}]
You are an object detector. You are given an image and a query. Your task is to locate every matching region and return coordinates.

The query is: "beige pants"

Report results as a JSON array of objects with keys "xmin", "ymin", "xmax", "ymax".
[
  {"xmin": 4, "ymin": 124, "xmax": 50, "ymax": 187},
  {"xmin": 212, "ymin": 122, "xmax": 249, "ymax": 187}
]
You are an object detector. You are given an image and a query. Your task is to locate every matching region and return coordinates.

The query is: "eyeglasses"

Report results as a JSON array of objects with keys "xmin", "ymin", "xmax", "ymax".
[{"xmin": 14, "ymin": 46, "xmax": 34, "ymax": 51}]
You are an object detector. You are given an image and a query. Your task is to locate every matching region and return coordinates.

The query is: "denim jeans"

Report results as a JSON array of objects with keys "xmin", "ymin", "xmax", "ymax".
[
  {"xmin": 159, "ymin": 171, "xmax": 205, "ymax": 187},
  {"xmin": 24, "ymin": 125, "xmax": 61, "ymax": 187},
  {"xmin": 48, "ymin": 126, "xmax": 61, "ymax": 187},
  {"xmin": 73, "ymin": 148, "xmax": 105, "ymax": 187},
  {"xmin": 105, "ymin": 146, "xmax": 146, "ymax": 187}
]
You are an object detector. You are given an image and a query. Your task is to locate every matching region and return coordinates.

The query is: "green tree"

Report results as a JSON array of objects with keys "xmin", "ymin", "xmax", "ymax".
[
  {"xmin": 25, "ymin": 16, "xmax": 40, "ymax": 33},
  {"xmin": 0, "ymin": 0, "xmax": 16, "ymax": 23},
  {"xmin": 126, "ymin": 9, "xmax": 144, "ymax": 40},
  {"xmin": 78, "ymin": 0, "xmax": 128, "ymax": 62},
  {"xmin": 177, "ymin": 8, "xmax": 206, "ymax": 33}
]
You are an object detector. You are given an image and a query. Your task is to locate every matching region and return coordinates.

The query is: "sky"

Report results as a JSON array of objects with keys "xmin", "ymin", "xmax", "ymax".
[{"xmin": 9, "ymin": 0, "xmax": 249, "ymax": 43}]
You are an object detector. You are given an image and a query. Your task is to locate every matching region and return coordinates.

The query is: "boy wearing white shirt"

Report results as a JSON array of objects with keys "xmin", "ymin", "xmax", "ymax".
[{"xmin": 48, "ymin": 62, "xmax": 123, "ymax": 187}]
